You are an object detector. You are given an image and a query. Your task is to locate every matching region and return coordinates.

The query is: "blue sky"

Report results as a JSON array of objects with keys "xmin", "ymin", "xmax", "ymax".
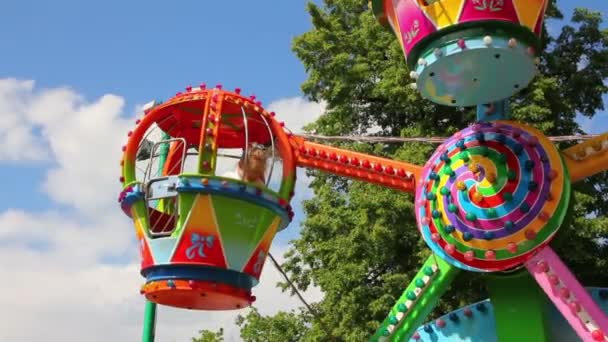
[
  {"xmin": 0, "ymin": 1, "xmax": 318, "ymax": 212},
  {"xmin": 1, "ymin": 1, "xmax": 606, "ymax": 212},
  {"xmin": 1, "ymin": 1, "xmax": 315, "ymax": 105},
  {"xmin": 0, "ymin": 1, "xmax": 606, "ymax": 341}
]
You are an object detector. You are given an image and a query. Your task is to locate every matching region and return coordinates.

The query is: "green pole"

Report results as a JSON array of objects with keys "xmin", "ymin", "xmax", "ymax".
[
  {"xmin": 155, "ymin": 133, "xmax": 171, "ymax": 212},
  {"xmin": 485, "ymin": 270, "xmax": 551, "ymax": 342},
  {"xmin": 157, "ymin": 133, "xmax": 171, "ymax": 176},
  {"xmin": 142, "ymin": 300, "xmax": 157, "ymax": 342}
]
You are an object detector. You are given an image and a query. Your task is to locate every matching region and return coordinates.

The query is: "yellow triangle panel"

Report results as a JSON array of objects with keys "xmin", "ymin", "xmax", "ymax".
[
  {"xmin": 423, "ymin": 0, "xmax": 464, "ymax": 29},
  {"xmin": 512, "ymin": 0, "xmax": 546, "ymax": 31}
]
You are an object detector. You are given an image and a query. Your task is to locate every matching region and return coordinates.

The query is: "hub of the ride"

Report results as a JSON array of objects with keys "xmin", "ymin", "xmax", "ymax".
[{"xmin": 416, "ymin": 120, "xmax": 570, "ymax": 272}]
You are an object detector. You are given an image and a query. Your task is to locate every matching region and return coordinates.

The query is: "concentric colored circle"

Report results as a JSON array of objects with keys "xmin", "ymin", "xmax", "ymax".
[{"xmin": 415, "ymin": 121, "xmax": 571, "ymax": 272}]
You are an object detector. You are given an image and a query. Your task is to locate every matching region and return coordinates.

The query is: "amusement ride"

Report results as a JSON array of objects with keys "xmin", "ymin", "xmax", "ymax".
[{"xmin": 118, "ymin": 0, "xmax": 608, "ymax": 341}]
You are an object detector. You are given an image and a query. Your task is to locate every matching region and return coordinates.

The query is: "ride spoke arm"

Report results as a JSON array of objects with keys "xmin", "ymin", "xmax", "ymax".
[
  {"xmin": 525, "ymin": 246, "xmax": 608, "ymax": 341},
  {"xmin": 290, "ymin": 137, "xmax": 422, "ymax": 193},
  {"xmin": 561, "ymin": 132, "xmax": 608, "ymax": 183},
  {"xmin": 371, "ymin": 255, "xmax": 459, "ymax": 342}
]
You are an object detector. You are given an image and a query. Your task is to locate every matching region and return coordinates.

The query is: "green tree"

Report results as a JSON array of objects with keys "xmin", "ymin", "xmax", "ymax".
[
  {"xmin": 235, "ymin": 308, "xmax": 310, "ymax": 342},
  {"xmin": 191, "ymin": 328, "xmax": 224, "ymax": 342},
  {"xmin": 195, "ymin": 1, "xmax": 608, "ymax": 340}
]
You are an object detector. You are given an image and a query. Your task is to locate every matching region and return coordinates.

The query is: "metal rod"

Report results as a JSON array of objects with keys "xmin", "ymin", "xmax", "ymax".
[
  {"xmin": 259, "ymin": 114, "xmax": 276, "ymax": 185},
  {"xmin": 298, "ymin": 134, "xmax": 600, "ymax": 144},
  {"xmin": 139, "ymin": 115, "xmax": 174, "ymax": 148},
  {"xmin": 268, "ymin": 253, "xmax": 316, "ymax": 316},
  {"xmin": 145, "ymin": 138, "xmax": 186, "ymax": 182},
  {"xmin": 164, "ymin": 140, "xmax": 187, "ymax": 176},
  {"xmin": 138, "ymin": 116, "xmax": 176, "ymax": 161},
  {"xmin": 241, "ymin": 106, "xmax": 249, "ymax": 179}
]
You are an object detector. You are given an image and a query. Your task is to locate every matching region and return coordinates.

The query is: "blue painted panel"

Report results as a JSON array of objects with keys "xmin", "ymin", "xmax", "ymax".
[
  {"xmin": 410, "ymin": 288, "xmax": 608, "ymax": 342},
  {"xmin": 148, "ymin": 237, "xmax": 178, "ymax": 264},
  {"xmin": 140, "ymin": 265, "xmax": 256, "ymax": 290}
]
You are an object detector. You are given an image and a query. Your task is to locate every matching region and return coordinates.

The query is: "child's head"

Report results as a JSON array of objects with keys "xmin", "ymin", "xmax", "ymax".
[{"xmin": 239, "ymin": 143, "xmax": 269, "ymax": 184}]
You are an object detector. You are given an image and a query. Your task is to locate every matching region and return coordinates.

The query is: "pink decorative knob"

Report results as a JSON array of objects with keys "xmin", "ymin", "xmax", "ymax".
[
  {"xmin": 569, "ymin": 301, "xmax": 581, "ymax": 313},
  {"xmin": 548, "ymin": 274, "xmax": 560, "ymax": 286},
  {"xmin": 445, "ymin": 244, "xmax": 456, "ymax": 254},
  {"xmin": 464, "ymin": 251, "xmax": 474, "ymax": 261},
  {"xmin": 536, "ymin": 261, "xmax": 549, "ymax": 273},
  {"xmin": 507, "ymin": 243, "xmax": 517, "ymax": 254},
  {"xmin": 591, "ymin": 330, "xmax": 605, "ymax": 341}
]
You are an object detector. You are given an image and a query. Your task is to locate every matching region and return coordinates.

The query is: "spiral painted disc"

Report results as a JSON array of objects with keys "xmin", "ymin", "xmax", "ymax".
[{"xmin": 415, "ymin": 121, "xmax": 570, "ymax": 272}]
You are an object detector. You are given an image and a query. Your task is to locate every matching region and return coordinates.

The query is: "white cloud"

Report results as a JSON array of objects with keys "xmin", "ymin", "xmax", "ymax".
[
  {"xmin": 0, "ymin": 79, "xmax": 49, "ymax": 161},
  {"xmin": 0, "ymin": 79, "xmax": 324, "ymax": 342},
  {"xmin": 31, "ymin": 92, "xmax": 133, "ymax": 216},
  {"xmin": 0, "ymin": 210, "xmax": 321, "ymax": 342},
  {"xmin": 0, "ymin": 79, "xmax": 134, "ymax": 215},
  {"xmin": 267, "ymin": 96, "xmax": 326, "ymax": 134},
  {"xmin": 265, "ymin": 97, "xmax": 325, "ymax": 240}
]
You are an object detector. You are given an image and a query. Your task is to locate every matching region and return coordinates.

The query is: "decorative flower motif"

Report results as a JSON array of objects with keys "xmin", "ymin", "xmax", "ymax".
[
  {"xmin": 472, "ymin": 0, "xmax": 503, "ymax": 12},
  {"xmin": 404, "ymin": 20, "xmax": 420, "ymax": 45},
  {"xmin": 235, "ymin": 212, "xmax": 258, "ymax": 229},
  {"xmin": 186, "ymin": 233, "xmax": 215, "ymax": 259}
]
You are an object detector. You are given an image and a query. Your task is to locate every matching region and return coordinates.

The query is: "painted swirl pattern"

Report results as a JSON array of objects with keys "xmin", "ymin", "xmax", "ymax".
[{"xmin": 415, "ymin": 121, "xmax": 570, "ymax": 272}]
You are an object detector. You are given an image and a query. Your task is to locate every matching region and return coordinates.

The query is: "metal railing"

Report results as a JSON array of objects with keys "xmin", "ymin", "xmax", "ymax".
[
  {"xmin": 146, "ymin": 177, "xmax": 180, "ymax": 238},
  {"xmin": 238, "ymin": 107, "xmax": 277, "ymax": 186},
  {"xmin": 143, "ymin": 138, "xmax": 187, "ymax": 183},
  {"xmin": 143, "ymin": 138, "xmax": 187, "ymax": 238}
]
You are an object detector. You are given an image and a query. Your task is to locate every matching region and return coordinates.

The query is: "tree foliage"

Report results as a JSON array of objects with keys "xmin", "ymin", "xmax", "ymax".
[
  {"xmin": 235, "ymin": 308, "xmax": 309, "ymax": 342},
  {"xmin": 191, "ymin": 328, "xmax": 224, "ymax": 342},
  {"xmin": 196, "ymin": 1, "xmax": 607, "ymax": 340}
]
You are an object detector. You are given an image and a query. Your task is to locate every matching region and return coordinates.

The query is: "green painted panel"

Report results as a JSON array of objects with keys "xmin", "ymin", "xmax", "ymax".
[
  {"xmin": 211, "ymin": 196, "xmax": 277, "ymax": 270},
  {"xmin": 485, "ymin": 271, "xmax": 551, "ymax": 342},
  {"xmin": 174, "ymin": 192, "xmax": 196, "ymax": 237},
  {"xmin": 132, "ymin": 200, "xmax": 149, "ymax": 221}
]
